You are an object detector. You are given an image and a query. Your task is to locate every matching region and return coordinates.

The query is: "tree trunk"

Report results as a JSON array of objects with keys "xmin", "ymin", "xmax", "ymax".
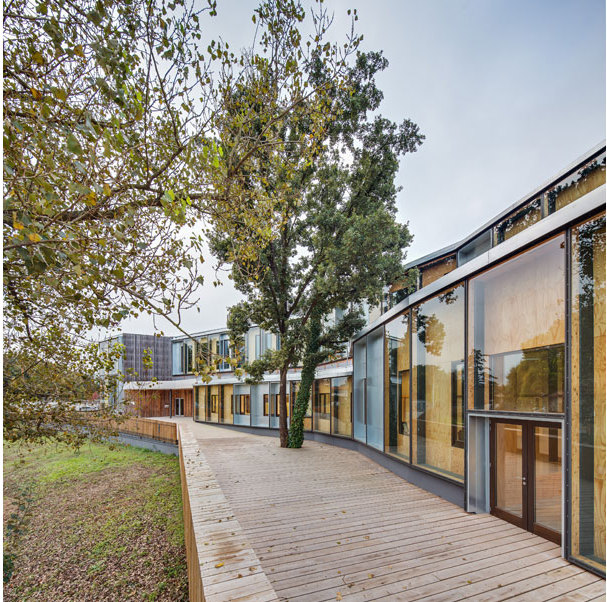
[
  {"xmin": 288, "ymin": 304, "xmax": 323, "ymax": 448},
  {"xmin": 279, "ymin": 365, "xmax": 288, "ymax": 447}
]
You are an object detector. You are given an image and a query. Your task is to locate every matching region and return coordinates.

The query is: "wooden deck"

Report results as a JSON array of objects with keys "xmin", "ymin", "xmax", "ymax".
[{"xmin": 176, "ymin": 420, "xmax": 605, "ymax": 601}]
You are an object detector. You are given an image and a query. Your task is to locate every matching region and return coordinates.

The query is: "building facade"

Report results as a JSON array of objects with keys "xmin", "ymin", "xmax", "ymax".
[
  {"xmin": 121, "ymin": 144, "xmax": 606, "ymax": 576},
  {"xmin": 189, "ymin": 143, "xmax": 606, "ymax": 576},
  {"xmin": 99, "ymin": 333, "xmax": 172, "ymax": 407}
]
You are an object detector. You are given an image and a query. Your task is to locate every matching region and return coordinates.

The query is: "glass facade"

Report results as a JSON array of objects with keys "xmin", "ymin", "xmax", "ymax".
[
  {"xmin": 172, "ymin": 340, "xmax": 193, "ymax": 375},
  {"xmin": 313, "ymin": 378, "xmax": 331, "ymax": 433},
  {"xmin": 353, "ymin": 338, "xmax": 367, "ymax": 442},
  {"xmin": 366, "ymin": 328, "xmax": 384, "ymax": 450},
  {"xmin": 185, "ymin": 178, "xmax": 604, "ymax": 574},
  {"xmin": 570, "ymin": 213, "xmax": 606, "ymax": 573},
  {"xmin": 420, "ymin": 255, "xmax": 457, "ymax": 288},
  {"xmin": 332, "ymin": 376, "xmax": 352, "ymax": 437},
  {"xmin": 494, "ymin": 197, "xmax": 542, "ymax": 244},
  {"xmin": 385, "ymin": 311, "xmax": 411, "ymax": 461},
  {"xmin": 233, "ymin": 384, "xmax": 251, "ymax": 426},
  {"xmin": 220, "ymin": 384, "xmax": 233, "ymax": 424},
  {"xmin": 468, "ymin": 235, "xmax": 565, "ymax": 413},
  {"xmin": 412, "ymin": 284, "xmax": 465, "ymax": 481},
  {"xmin": 457, "ymin": 229, "xmax": 492, "ymax": 266},
  {"xmin": 547, "ymin": 153, "xmax": 606, "ymax": 214}
]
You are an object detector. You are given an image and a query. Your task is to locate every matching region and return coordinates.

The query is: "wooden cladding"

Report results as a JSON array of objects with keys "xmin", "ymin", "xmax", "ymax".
[{"xmin": 126, "ymin": 388, "xmax": 193, "ymax": 418}]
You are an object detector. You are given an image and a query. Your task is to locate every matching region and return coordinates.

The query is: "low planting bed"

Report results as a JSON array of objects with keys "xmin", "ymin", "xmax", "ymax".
[{"xmin": 3, "ymin": 440, "xmax": 187, "ymax": 601}]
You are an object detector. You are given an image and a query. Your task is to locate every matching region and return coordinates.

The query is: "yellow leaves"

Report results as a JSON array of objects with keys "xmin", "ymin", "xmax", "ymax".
[
  {"xmin": 74, "ymin": 45, "xmax": 85, "ymax": 58},
  {"xmin": 336, "ymin": 593, "xmax": 343, "ymax": 601},
  {"xmin": 13, "ymin": 220, "xmax": 24, "ymax": 231},
  {"xmin": 30, "ymin": 87, "xmax": 42, "ymax": 100},
  {"xmin": 32, "ymin": 51, "xmax": 45, "ymax": 65},
  {"xmin": 368, "ymin": 573, "xmax": 374, "ymax": 579},
  {"xmin": 53, "ymin": 88, "xmax": 67, "ymax": 102},
  {"xmin": 214, "ymin": 562, "xmax": 224, "ymax": 568},
  {"xmin": 103, "ymin": 183, "xmax": 112, "ymax": 196},
  {"xmin": 28, "ymin": 233, "xmax": 42, "ymax": 243}
]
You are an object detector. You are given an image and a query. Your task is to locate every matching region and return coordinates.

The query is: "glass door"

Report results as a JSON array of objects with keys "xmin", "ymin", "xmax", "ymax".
[{"xmin": 490, "ymin": 420, "xmax": 562, "ymax": 544}]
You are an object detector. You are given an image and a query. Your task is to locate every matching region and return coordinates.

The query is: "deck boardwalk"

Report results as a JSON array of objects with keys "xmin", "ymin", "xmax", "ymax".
[{"xmin": 175, "ymin": 420, "xmax": 604, "ymax": 602}]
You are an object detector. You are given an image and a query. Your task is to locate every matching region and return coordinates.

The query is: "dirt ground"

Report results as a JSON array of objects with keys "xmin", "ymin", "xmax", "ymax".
[{"xmin": 3, "ymin": 441, "xmax": 188, "ymax": 602}]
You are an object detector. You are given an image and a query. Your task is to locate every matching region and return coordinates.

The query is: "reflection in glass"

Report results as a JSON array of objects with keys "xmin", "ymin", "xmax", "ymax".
[
  {"xmin": 420, "ymin": 255, "xmax": 457, "ymax": 288},
  {"xmin": 494, "ymin": 197, "xmax": 542, "ymax": 244},
  {"xmin": 313, "ymin": 378, "xmax": 331, "ymax": 433},
  {"xmin": 571, "ymin": 214, "xmax": 606, "ymax": 573},
  {"xmin": 412, "ymin": 285, "xmax": 465, "ymax": 481},
  {"xmin": 457, "ymin": 229, "xmax": 492, "ymax": 266},
  {"xmin": 547, "ymin": 153, "xmax": 606, "ymax": 214},
  {"xmin": 468, "ymin": 235, "xmax": 565, "ymax": 413},
  {"xmin": 490, "ymin": 345, "xmax": 564, "ymax": 412},
  {"xmin": 534, "ymin": 426, "xmax": 561, "ymax": 533},
  {"xmin": 332, "ymin": 376, "xmax": 352, "ymax": 437},
  {"xmin": 385, "ymin": 312, "xmax": 410, "ymax": 460},
  {"xmin": 496, "ymin": 423, "xmax": 523, "ymax": 518}
]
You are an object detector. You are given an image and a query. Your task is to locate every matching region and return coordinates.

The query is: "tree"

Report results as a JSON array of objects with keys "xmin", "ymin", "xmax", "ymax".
[
  {"xmin": 3, "ymin": 0, "xmax": 358, "ymax": 445},
  {"xmin": 213, "ymin": 47, "xmax": 424, "ymax": 447}
]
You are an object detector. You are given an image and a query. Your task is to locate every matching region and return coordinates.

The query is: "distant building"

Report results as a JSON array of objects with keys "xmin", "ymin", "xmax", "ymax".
[{"xmin": 98, "ymin": 333, "xmax": 172, "ymax": 407}]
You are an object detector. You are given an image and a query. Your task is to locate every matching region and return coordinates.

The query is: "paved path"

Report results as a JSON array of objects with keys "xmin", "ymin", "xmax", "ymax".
[{"xmin": 169, "ymin": 419, "xmax": 605, "ymax": 601}]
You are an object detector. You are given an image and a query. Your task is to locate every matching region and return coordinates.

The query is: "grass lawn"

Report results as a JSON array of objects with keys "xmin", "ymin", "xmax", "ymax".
[{"xmin": 3, "ymin": 440, "xmax": 188, "ymax": 601}]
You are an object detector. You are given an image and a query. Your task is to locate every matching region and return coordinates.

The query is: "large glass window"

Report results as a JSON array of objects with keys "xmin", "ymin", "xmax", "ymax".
[
  {"xmin": 172, "ymin": 341, "xmax": 192, "ymax": 375},
  {"xmin": 494, "ymin": 197, "xmax": 542, "ymax": 244},
  {"xmin": 385, "ymin": 311, "xmax": 411, "ymax": 461},
  {"xmin": 468, "ymin": 235, "xmax": 565, "ymax": 413},
  {"xmin": 570, "ymin": 213, "xmax": 606, "ymax": 573},
  {"xmin": 332, "ymin": 376, "xmax": 352, "ymax": 437},
  {"xmin": 547, "ymin": 152, "xmax": 606, "ymax": 214},
  {"xmin": 457, "ymin": 229, "xmax": 492, "ymax": 266},
  {"xmin": 420, "ymin": 255, "xmax": 457, "ymax": 288},
  {"xmin": 209, "ymin": 385, "xmax": 220, "ymax": 422},
  {"xmin": 233, "ymin": 384, "xmax": 251, "ymax": 426},
  {"xmin": 220, "ymin": 384, "xmax": 233, "ymax": 424},
  {"xmin": 353, "ymin": 338, "xmax": 367, "ymax": 442},
  {"xmin": 195, "ymin": 386, "xmax": 207, "ymax": 421},
  {"xmin": 366, "ymin": 327, "xmax": 384, "ymax": 450},
  {"xmin": 313, "ymin": 378, "xmax": 331, "ymax": 433},
  {"xmin": 412, "ymin": 284, "xmax": 465, "ymax": 481}
]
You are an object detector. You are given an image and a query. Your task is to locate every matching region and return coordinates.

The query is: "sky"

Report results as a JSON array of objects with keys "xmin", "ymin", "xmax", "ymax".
[{"xmin": 118, "ymin": 0, "xmax": 606, "ymax": 337}]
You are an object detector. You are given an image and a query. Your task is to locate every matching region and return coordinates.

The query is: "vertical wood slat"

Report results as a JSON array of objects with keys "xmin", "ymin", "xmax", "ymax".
[{"xmin": 117, "ymin": 417, "xmax": 178, "ymax": 444}]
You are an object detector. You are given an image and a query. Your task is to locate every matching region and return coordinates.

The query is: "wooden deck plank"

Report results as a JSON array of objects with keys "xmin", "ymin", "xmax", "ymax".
[
  {"xmin": 546, "ymin": 580, "xmax": 606, "ymax": 601},
  {"xmin": 173, "ymin": 420, "xmax": 603, "ymax": 602}
]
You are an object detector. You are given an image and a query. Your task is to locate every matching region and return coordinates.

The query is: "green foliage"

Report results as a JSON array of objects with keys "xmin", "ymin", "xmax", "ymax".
[
  {"xmin": 214, "ymin": 37, "xmax": 424, "ymax": 446},
  {"xmin": 3, "ymin": 0, "xmax": 356, "ymax": 446},
  {"xmin": 288, "ymin": 304, "xmax": 323, "ymax": 448}
]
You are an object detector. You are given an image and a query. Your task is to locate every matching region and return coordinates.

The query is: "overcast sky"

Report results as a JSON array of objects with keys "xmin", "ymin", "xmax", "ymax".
[{"xmin": 118, "ymin": 0, "xmax": 606, "ymax": 337}]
